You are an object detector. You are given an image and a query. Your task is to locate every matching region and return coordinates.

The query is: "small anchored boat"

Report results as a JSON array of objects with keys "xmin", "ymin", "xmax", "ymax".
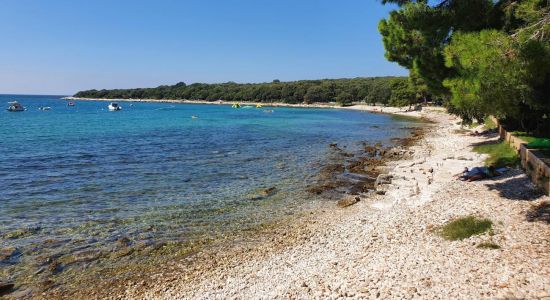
[
  {"xmin": 38, "ymin": 106, "xmax": 52, "ymax": 111},
  {"xmin": 108, "ymin": 103, "xmax": 122, "ymax": 111},
  {"xmin": 67, "ymin": 102, "xmax": 75, "ymax": 106},
  {"xmin": 6, "ymin": 101, "xmax": 26, "ymax": 112}
]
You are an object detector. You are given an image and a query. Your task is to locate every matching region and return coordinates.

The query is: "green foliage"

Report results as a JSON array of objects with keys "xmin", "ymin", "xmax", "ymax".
[
  {"xmin": 378, "ymin": 2, "xmax": 453, "ymax": 94},
  {"xmin": 439, "ymin": 216, "xmax": 493, "ymax": 241},
  {"xmin": 379, "ymin": 0, "xmax": 502, "ymax": 95},
  {"xmin": 303, "ymin": 86, "xmax": 323, "ymax": 104},
  {"xmin": 443, "ymin": 23, "xmax": 550, "ymax": 130},
  {"xmin": 472, "ymin": 140, "xmax": 520, "ymax": 167},
  {"xmin": 524, "ymin": 137, "xmax": 550, "ymax": 149},
  {"xmin": 443, "ymin": 30, "xmax": 526, "ymax": 121},
  {"xmin": 74, "ymin": 77, "xmax": 404, "ymax": 105},
  {"xmin": 365, "ymin": 79, "xmax": 392, "ymax": 105},
  {"xmin": 510, "ymin": 132, "xmax": 550, "ymax": 148},
  {"xmin": 409, "ymin": 68, "xmax": 429, "ymax": 102},
  {"xmin": 483, "ymin": 116, "xmax": 498, "ymax": 130},
  {"xmin": 335, "ymin": 91, "xmax": 353, "ymax": 105},
  {"xmin": 389, "ymin": 78, "xmax": 418, "ymax": 107},
  {"xmin": 379, "ymin": 0, "xmax": 550, "ymax": 134}
]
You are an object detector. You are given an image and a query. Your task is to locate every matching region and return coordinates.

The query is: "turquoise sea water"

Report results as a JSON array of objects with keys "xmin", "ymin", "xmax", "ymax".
[{"xmin": 0, "ymin": 95, "xmax": 415, "ymax": 293}]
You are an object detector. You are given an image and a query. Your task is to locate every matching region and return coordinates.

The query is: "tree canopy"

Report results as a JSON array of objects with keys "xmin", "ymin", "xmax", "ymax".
[
  {"xmin": 379, "ymin": 0, "xmax": 550, "ymax": 133},
  {"xmin": 74, "ymin": 77, "xmax": 411, "ymax": 105}
]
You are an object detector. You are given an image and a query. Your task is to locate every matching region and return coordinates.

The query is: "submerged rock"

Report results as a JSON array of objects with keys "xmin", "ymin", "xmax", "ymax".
[
  {"xmin": 337, "ymin": 196, "xmax": 361, "ymax": 208},
  {"xmin": 307, "ymin": 177, "xmax": 354, "ymax": 195},
  {"xmin": 0, "ymin": 282, "xmax": 14, "ymax": 296},
  {"xmin": 116, "ymin": 237, "xmax": 132, "ymax": 247},
  {"xmin": 260, "ymin": 187, "xmax": 278, "ymax": 197},
  {"xmin": 275, "ymin": 162, "xmax": 286, "ymax": 170},
  {"xmin": 2, "ymin": 227, "xmax": 41, "ymax": 239},
  {"xmin": 341, "ymin": 172, "xmax": 375, "ymax": 182},
  {"xmin": 306, "ymin": 183, "xmax": 338, "ymax": 195},
  {"xmin": 347, "ymin": 159, "xmax": 375, "ymax": 174},
  {"xmin": 48, "ymin": 261, "xmax": 62, "ymax": 274},
  {"xmin": 42, "ymin": 239, "xmax": 69, "ymax": 248},
  {"xmin": 111, "ymin": 247, "xmax": 135, "ymax": 259},
  {"xmin": 319, "ymin": 164, "xmax": 345, "ymax": 179},
  {"xmin": 347, "ymin": 181, "xmax": 372, "ymax": 195},
  {"xmin": 364, "ymin": 145, "xmax": 379, "ymax": 157},
  {"xmin": 247, "ymin": 187, "xmax": 279, "ymax": 200},
  {"xmin": 0, "ymin": 247, "xmax": 18, "ymax": 263},
  {"xmin": 328, "ymin": 144, "xmax": 353, "ymax": 158},
  {"xmin": 38, "ymin": 279, "xmax": 55, "ymax": 290},
  {"xmin": 61, "ymin": 250, "xmax": 101, "ymax": 265}
]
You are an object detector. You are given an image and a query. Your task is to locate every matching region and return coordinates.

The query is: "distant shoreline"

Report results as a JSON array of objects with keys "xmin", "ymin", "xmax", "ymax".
[
  {"xmin": 64, "ymin": 96, "xmax": 347, "ymax": 109},
  {"xmin": 64, "ymin": 96, "xmax": 430, "ymax": 117}
]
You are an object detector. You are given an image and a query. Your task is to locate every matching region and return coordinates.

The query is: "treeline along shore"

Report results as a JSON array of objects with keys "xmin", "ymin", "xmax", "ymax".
[{"xmin": 73, "ymin": 77, "xmax": 424, "ymax": 107}]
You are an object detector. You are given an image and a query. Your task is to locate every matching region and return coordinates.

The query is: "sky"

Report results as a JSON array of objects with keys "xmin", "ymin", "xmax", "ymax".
[{"xmin": 0, "ymin": 0, "xmax": 405, "ymax": 95}]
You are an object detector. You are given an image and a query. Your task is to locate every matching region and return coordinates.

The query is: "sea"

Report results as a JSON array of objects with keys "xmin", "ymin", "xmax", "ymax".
[{"xmin": 0, "ymin": 94, "xmax": 416, "ymax": 295}]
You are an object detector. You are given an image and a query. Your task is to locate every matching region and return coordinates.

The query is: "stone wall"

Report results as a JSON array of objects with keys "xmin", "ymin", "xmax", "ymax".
[{"xmin": 493, "ymin": 117, "xmax": 550, "ymax": 195}]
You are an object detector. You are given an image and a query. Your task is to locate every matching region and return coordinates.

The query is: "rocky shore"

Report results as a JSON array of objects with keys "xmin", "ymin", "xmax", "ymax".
[
  {"xmin": 8, "ymin": 106, "xmax": 549, "ymax": 299},
  {"xmin": 34, "ymin": 107, "xmax": 547, "ymax": 299}
]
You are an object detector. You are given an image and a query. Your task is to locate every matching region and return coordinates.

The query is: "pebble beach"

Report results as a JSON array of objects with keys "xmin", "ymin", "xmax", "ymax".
[{"xmin": 55, "ymin": 106, "xmax": 550, "ymax": 300}]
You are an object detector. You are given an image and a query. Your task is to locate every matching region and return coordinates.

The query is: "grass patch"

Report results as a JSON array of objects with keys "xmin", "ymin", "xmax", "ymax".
[
  {"xmin": 439, "ymin": 216, "xmax": 493, "ymax": 241},
  {"xmin": 477, "ymin": 242, "xmax": 501, "ymax": 249},
  {"xmin": 467, "ymin": 121, "xmax": 479, "ymax": 129},
  {"xmin": 518, "ymin": 136, "xmax": 540, "ymax": 143},
  {"xmin": 483, "ymin": 116, "xmax": 497, "ymax": 130},
  {"xmin": 510, "ymin": 131, "xmax": 550, "ymax": 146},
  {"xmin": 473, "ymin": 140, "xmax": 520, "ymax": 167}
]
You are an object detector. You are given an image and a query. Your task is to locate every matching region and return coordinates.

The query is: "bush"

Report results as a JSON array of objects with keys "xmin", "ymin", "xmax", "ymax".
[
  {"xmin": 483, "ymin": 116, "xmax": 497, "ymax": 130},
  {"xmin": 439, "ymin": 216, "xmax": 492, "ymax": 241},
  {"xmin": 473, "ymin": 141, "xmax": 520, "ymax": 167}
]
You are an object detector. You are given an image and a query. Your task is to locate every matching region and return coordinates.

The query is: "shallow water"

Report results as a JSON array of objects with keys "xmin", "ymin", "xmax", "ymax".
[{"xmin": 0, "ymin": 95, "xmax": 416, "ymax": 293}]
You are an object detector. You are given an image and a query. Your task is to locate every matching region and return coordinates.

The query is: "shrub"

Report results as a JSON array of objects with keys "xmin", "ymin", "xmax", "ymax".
[
  {"xmin": 473, "ymin": 141, "xmax": 520, "ymax": 167},
  {"xmin": 439, "ymin": 216, "xmax": 493, "ymax": 241}
]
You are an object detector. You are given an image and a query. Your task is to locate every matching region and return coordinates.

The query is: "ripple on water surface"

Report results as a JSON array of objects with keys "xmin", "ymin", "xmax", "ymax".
[{"xmin": 0, "ymin": 95, "xmax": 417, "ymax": 295}]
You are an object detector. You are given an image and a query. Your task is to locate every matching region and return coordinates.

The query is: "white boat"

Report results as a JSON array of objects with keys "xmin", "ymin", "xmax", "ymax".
[
  {"xmin": 108, "ymin": 103, "xmax": 122, "ymax": 111},
  {"xmin": 6, "ymin": 101, "xmax": 26, "ymax": 112},
  {"xmin": 38, "ymin": 106, "xmax": 51, "ymax": 111}
]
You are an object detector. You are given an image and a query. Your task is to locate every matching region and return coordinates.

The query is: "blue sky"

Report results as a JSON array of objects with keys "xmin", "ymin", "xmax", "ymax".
[{"xmin": 0, "ymin": 0, "xmax": 405, "ymax": 95}]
